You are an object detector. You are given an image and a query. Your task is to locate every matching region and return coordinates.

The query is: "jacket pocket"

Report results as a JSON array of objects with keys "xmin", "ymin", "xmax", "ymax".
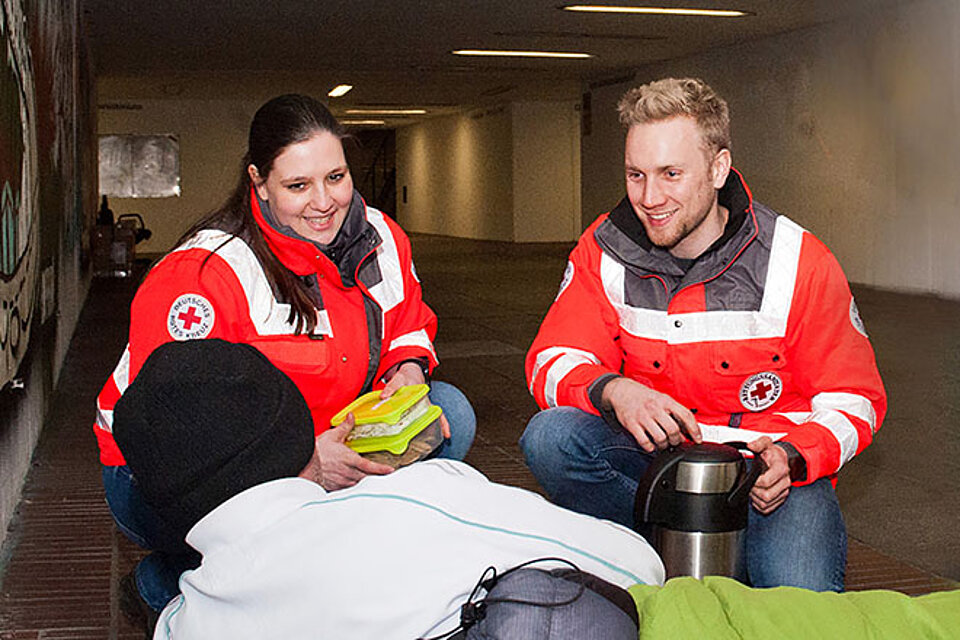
[
  {"xmin": 622, "ymin": 337, "xmax": 668, "ymax": 378},
  {"xmin": 248, "ymin": 336, "xmax": 333, "ymax": 375},
  {"xmin": 712, "ymin": 341, "xmax": 786, "ymax": 376},
  {"xmin": 712, "ymin": 341, "xmax": 789, "ymax": 413}
]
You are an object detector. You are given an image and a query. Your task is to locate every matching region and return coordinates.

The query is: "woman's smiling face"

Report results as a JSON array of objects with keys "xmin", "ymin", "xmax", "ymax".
[{"xmin": 250, "ymin": 130, "xmax": 354, "ymax": 245}]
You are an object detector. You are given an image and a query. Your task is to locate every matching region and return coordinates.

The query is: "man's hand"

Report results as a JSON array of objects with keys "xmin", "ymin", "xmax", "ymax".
[
  {"xmin": 747, "ymin": 436, "xmax": 791, "ymax": 514},
  {"xmin": 601, "ymin": 377, "xmax": 701, "ymax": 452},
  {"xmin": 315, "ymin": 413, "xmax": 394, "ymax": 490}
]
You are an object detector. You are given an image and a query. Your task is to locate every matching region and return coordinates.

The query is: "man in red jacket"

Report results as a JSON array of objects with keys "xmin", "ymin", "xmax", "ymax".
[{"xmin": 522, "ymin": 77, "xmax": 886, "ymax": 591}]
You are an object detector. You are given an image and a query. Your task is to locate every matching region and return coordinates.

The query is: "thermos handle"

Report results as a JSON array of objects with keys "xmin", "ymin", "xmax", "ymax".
[
  {"xmin": 635, "ymin": 444, "xmax": 686, "ymax": 524},
  {"xmin": 725, "ymin": 442, "xmax": 767, "ymax": 506}
]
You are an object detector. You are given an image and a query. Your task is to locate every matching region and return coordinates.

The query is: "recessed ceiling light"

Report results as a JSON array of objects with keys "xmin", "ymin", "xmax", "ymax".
[
  {"xmin": 563, "ymin": 5, "xmax": 748, "ymax": 17},
  {"xmin": 345, "ymin": 108, "xmax": 428, "ymax": 115},
  {"xmin": 452, "ymin": 49, "xmax": 593, "ymax": 59},
  {"xmin": 327, "ymin": 84, "xmax": 353, "ymax": 98},
  {"xmin": 340, "ymin": 119, "xmax": 386, "ymax": 126}
]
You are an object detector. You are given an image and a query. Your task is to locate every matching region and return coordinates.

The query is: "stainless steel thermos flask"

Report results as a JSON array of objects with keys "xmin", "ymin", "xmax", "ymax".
[{"xmin": 634, "ymin": 442, "xmax": 765, "ymax": 581}]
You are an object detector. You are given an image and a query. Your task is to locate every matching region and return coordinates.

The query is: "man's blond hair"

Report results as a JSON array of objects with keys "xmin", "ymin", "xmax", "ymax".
[{"xmin": 617, "ymin": 77, "xmax": 731, "ymax": 154}]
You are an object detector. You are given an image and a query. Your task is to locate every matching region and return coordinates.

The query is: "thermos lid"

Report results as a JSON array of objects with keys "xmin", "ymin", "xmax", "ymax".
[
  {"xmin": 677, "ymin": 442, "xmax": 743, "ymax": 463},
  {"xmin": 635, "ymin": 442, "xmax": 757, "ymax": 534},
  {"xmin": 675, "ymin": 443, "xmax": 744, "ymax": 494}
]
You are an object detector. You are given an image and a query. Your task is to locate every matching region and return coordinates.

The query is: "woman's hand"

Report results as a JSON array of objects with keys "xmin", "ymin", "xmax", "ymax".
[
  {"xmin": 380, "ymin": 362, "xmax": 450, "ymax": 439},
  {"xmin": 380, "ymin": 361, "xmax": 426, "ymax": 398},
  {"xmin": 315, "ymin": 414, "xmax": 393, "ymax": 490}
]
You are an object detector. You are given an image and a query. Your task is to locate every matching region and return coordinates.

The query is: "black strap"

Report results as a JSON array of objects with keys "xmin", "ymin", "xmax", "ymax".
[
  {"xmin": 550, "ymin": 567, "xmax": 638, "ymax": 627},
  {"xmin": 419, "ymin": 558, "xmax": 586, "ymax": 640}
]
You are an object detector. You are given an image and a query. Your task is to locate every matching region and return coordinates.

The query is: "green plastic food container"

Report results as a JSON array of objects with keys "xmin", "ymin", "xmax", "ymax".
[{"xmin": 331, "ymin": 384, "xmax": 444, "ymax": 468}]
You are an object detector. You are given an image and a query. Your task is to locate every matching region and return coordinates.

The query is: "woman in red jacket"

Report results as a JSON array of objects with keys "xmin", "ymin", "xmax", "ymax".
[{"xmin": 96, "ymin": 94, "xmax": 475, "ymax": 616}]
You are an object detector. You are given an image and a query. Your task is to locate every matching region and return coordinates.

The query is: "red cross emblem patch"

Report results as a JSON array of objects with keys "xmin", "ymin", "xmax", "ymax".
[
  {"xmin": 739, "ymin": 371, "xmax": 782, "ymax": 412},
  {"xmin": 167, "ymin": 294, "xmax": 215, "ymax": 340}
]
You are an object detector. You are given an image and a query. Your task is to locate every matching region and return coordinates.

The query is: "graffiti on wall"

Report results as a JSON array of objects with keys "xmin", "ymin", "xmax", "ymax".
[
  {"xmin": 27, "ymin": 0, "xmax": 82, "ymax": 259},
  {"xmin": 0, "ymin": 0, "xmax": 39, "ymax": 389}
]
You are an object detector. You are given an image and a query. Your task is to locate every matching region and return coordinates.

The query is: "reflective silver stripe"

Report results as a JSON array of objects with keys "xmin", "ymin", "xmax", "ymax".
[
  {"xmin": 778, "ymin": 408, "xmax": 860, "ymax": 473},
  {"xmin": 388, "ymin": 329, "xmax": 437, "ymax": 362},
  {"xmin": 314, "ymin": 310, "xmax": 333, "ymax": 336},
  {"xmin": 531, "ymin": 347, "xmax": 602, "ymax": 407},
  {"xmin": 95, "ymin": 405, "xmax": 114, "ymax": 433},
  {"xmin": 810, "ymin": 411, "xmax": 859, "ymax": 472},
  {"xmin": 600, "ymin": 252, "xmax": 626, "ymax": 310},
  {"xmin": 530, "ymin": 346, "xmax": 597, "ymax": 392},
  {"xmin": 758, "ymin": 216, "xmax": 804, "ymax": 332},
  {"xmin": 172, "ymin": 230, "xmax": 334, "ymax": 337},
  {"xmin": 365, "ymin": 208, "xmax": 404, "ymax": 313},
  {"xmin": 114, "ymin": 344, "xmax": 131, "ymax": 391},
  {"xmin": 813, "ymin": 391, "xmax": 877, "ymax": 434},
  {"xmin": 600, "ymin": 253, "xmax": 668, "ymax": 338},
  {"xmin": 95, "ymin": 345, "xmax": 131, "ymax": 434},
  {"xmin": 601, "ymin": 216, "xmax": 805, "ymax": 343}
]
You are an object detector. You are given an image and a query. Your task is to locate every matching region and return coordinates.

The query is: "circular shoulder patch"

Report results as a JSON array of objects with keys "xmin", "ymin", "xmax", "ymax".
[
  {"xmin": 409, "ymin": 259, "xmax": 421, "ymax": 283},
  {"xmin": 739, "ymin": 371, "xmax": 782, "ymax": 412},
  {"xmin": 849, "ymin": 298, "xmax": 868, "ymax": 338},
  {"xmin": 167, "ymin": 294, "xmax": 215, "ymax": 341},
  {"xmin": 556, "ymin": 261, "xmax": 575, "ymax": 301}
]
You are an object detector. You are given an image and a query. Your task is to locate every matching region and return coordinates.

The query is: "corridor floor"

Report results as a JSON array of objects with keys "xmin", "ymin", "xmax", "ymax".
[{"xmin": 0, "ymin": 234, "xmax": 956, "ymax": 637}]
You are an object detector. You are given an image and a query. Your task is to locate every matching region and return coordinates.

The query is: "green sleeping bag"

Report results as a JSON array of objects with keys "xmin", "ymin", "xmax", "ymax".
[{"xmin": 630, "ymin": 576, "xmax": 960, "ymax": 639}]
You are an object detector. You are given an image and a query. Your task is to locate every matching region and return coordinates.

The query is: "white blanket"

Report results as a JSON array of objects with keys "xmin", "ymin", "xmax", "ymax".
[{"xmin": 155, "ymin": 460, "xmax": 664, "ymax": 639}]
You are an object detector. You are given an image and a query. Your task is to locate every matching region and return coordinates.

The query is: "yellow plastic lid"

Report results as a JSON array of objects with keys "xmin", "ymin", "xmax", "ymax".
[
  {"xmin": 346, "ymin": 405, "xmax": 443, "ymax": 455},
  {"xmin": 331, "ymin": 384, "xmax": 431, "ymax": 427}
]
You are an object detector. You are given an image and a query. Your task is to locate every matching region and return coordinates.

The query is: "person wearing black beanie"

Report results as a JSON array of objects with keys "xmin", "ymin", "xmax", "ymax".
[
  {"xmin": 108, "ymin": 339, "xmax": 316, "ymax": 633},
  {"xmin": 112, "ymin": 338, "xmax": 316, "ymax": 543}
]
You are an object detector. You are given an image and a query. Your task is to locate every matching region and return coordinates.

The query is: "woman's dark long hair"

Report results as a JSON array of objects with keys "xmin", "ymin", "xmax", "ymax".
[{"xmin": 176, "ymin": 94, "xmax": 347, "ymax": 335}]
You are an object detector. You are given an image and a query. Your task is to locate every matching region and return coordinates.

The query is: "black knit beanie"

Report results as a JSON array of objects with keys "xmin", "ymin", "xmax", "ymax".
[{"xmin": 113, "ymin": 339, "xmax": 315, "ymax": 542}]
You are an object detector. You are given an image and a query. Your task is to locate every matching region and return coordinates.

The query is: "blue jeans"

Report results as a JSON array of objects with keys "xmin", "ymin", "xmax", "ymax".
[
  {"xmin": 520, "ymin": 407, "xmax": 847, "ymax": 592},
  {"xmin": 103, "ymin": 381, "xmax": 475, "ymax": 611},
  {"xmin": 429, "ymin": 381, "xmax": 476, "ymax": 460},
  {"xmin": 102, "ymin": 465, "xmax": 201, "ymax": 611}
]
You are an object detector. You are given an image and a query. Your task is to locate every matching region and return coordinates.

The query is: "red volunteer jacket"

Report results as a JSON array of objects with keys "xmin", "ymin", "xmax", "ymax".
[
  {"xmin": 526, "ymin": 171, "xmax": 886, "ymax": 485},
  {"xmin": 95, "ymin": 192, "xmax": 437, "ymax": 466}
]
